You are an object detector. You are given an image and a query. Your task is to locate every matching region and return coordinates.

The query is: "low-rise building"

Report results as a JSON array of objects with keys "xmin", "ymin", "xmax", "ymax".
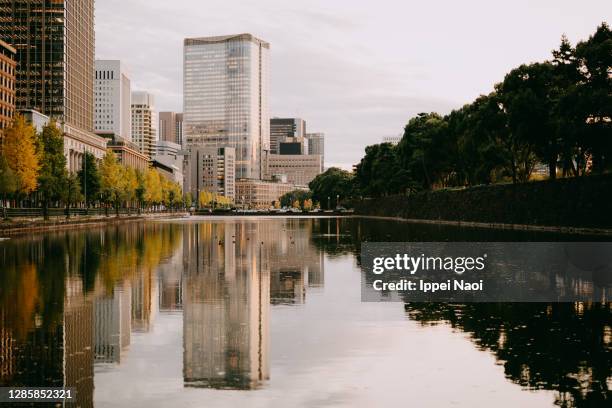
[
  {"xmin": 235, "ymin": 179, "xmax": 306, "ymax": 209},
  {"xmin": 265, "ymin": 154, "xmax": 323, "ymax": 187},
  {"xmin": 21, "ymin": 109, "xmax": 108, "ymax": 171},
  {"xmin": 152, "ymin": 154, "xmax": 184, "ymax": 186},
  {"xmin": 107, "ymin": 135, "xmax": 149, "ymax": 172},
  {"xmin": 156, "ymin": 140, "xmax": 181, "ymax": 157}
]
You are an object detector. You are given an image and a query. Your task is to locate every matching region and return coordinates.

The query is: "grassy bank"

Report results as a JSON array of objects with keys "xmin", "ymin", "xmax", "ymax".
[{"xmin": 353, "ymin": 174, "xmax": 612, "ymax": 230}]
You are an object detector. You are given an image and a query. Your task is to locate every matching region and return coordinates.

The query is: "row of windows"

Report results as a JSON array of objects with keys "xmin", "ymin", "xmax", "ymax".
[{"xmin": 95, "ymin": 70, "xmax": 115, "ymax": 80}]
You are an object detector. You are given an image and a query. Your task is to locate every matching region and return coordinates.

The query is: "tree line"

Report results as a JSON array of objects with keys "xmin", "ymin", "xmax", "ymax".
[
  {"xmin": 308, "ymin": 23, "xmax": 610, "ymax": 205},
  {"xmin": 0, "ymin": 115, "xmax": 184, "ymax": 218}
]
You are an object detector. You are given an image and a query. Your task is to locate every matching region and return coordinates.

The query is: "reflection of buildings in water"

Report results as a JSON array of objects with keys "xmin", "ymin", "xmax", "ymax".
[
  {"xmin": 0, "ymin": 278, "xmax": 95, "ymax": 407},
  {"xmin": 159, "ymin": 249, "xmax": 184, "ymax": 312},
  {"xmin": 94, "ymin": 284, "xmax": 132, "ymax": 364},
  {"xmin": 64, "ymin": 278, "xmax": 94, "ymax": 408},
  {"xmin": 183, "ymin": 222, "xmax": 270, "ymax": 390},
  {"xmin": 268, "ymin": 220, "xmax": 325, "ymax": 304},
  {"xmin": 132, "ymin": 270, "xmax": 157, "ymax": 332},
  {"xmin": 0, "ymin": 310, "xmax": 15, "ymax": 384}
]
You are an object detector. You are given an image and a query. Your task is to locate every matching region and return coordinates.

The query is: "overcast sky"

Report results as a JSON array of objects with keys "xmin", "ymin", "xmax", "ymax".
[{"xmin": 96, "ymin": 0, "xmax": 609, "ymax": 169}]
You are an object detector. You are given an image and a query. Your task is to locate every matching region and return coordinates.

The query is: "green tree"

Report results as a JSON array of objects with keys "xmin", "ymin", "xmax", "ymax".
[
  {"xmin": 573, "ymin": 22, "xmax": 612, "ymax": 173},
  {"xmin": 397, "ymin": 113, "xmax": 451, "ymax": 190},
  {"xmin": 0, "ymin": 155, "xmax": 17, "ymax": 219},
  {"xmin": 77, "ymin": 152, "xmax": 100, "ymax": 207},
  {"xmin": 38, "ymin": 121, "xmax": 69, "ymax": 219},
  {"xmin": 355, "ymin": 143, "xmax": 413, "ymax": 196},
  {"xmin": 309, "ymin": 168, "xmax": 354, "ymax": 209},
  {"xmin": 61, "ymin": 173, "xmax": 83, "ymax": 218},
  {"xmin": 279, "ymin": 189, "xmax": 312, "ymax": 208}
]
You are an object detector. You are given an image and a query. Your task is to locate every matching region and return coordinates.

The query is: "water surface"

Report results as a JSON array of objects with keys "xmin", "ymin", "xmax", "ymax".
[{"xmin": 0, "ymin": 217, "xmax": 610, "ymax": 407}]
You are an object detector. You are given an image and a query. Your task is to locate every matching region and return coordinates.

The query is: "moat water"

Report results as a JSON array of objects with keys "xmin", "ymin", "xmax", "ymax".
[{"xmin": 0, "ymin": 217, "xmax": 610, "ymax": 407}]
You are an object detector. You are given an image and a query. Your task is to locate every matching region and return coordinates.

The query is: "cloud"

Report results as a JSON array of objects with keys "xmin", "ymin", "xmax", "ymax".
[{"xmin": 95, "ymin": 0, "xmax": 608, "ymax": 168}]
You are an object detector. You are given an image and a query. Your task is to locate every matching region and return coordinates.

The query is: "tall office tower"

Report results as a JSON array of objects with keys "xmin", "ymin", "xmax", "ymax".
[
  {"xmin": 183, "ymin": 34, "xmax": 270, "ymax": 180},
  {"xmin": 270, "ymin": 118, "xmax": 306, "ymax": 155},
  {"xmin": 175, "ymin": 113, "xmax": 183, "ymax": 145},
  {"xmin": 0, "ymin": 39, "xmax": 15, "ymax": 132},
  {"xmin": 306, "ymin": 132, "xmax": 325, "ymax": 171},
  {"xmin": 94, "ymin": 60, "xmax": 131, "ymax": 141},
  {"xmin": 0, "ymin": 0, "xmax": 107, "ymax": 169},
  {"xmin": 183, "ymin": 222, "xmax": 270, "ymax": 389},
  {"xmin": 131, "ymin": 91, "xmax": 157, "ymax": 158},
  {"xmin": 159, "ymin": 111, "xmax": 183, "ymax": 144}
]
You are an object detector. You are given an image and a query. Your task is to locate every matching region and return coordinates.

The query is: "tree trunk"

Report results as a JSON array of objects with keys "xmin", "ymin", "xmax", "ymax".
[{"xmin": 548, "ymin": 160, "xmax": 557, "ymax": 180}]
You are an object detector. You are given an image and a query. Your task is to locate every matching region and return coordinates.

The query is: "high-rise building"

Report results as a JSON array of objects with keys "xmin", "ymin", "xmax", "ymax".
[
  {"xmin": 0, "ymin": 39, "xmax": 15, "ymax": 132},
  {"xmin": 270, "ymin": 118, "xmax": 306, "ymax": 155},
  {"xmin": 187, "ymin": 147, "xmax": 236, "ymax": 203},
  {"xmin": 183, "ymin": 34, "xmax": 270, "ymax": 180},
  {"xmin": 94, "ymin": 60, "xmax": 131, "ymax": 141},
  {"xmin": 175, "ymin": 113, "xmax": 183, "ymax": 145},
  {"xmin": 159, "ymin": 111, "xmax": 183, "ymax": 145},
  {"xmin": 0, "ymin": 0, "xmax": 107, "ymax": 170},
  {"xmin": 279, "ymin": 136, "xmax": 308, "ymax": 155},
  {"xmin": 183, "ymin": 222, "xmax": 270, "ymax": 389},
  {"xmin": 131, "ymin": 91, "xmax": 157, "ymax": 158},
  {"xmin": 306, "ymin": 132, "xmax": 325, "ymax": 171}
]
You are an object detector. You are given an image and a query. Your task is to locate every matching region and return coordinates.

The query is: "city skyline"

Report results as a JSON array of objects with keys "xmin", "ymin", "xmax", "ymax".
[{"xmin": 95, "ymin": 0, "xmax": 609, "ymax": 169}]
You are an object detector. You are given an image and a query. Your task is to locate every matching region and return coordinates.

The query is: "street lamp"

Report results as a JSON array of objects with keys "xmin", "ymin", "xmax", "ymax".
[
  {"xmin": 336, "ymin": 194, "xmax": 339, "ymax": 209},
  {"xmin": 327, "ymin": 196, "xmax": 330, "ymax": 210}
]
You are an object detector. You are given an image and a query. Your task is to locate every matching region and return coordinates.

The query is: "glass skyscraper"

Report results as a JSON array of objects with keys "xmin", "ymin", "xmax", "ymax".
[
  {"xmin": 0, "ymin": 0, "xmax": 95, "ymax": 131},
  {"xmin": 183, "ymin": 34, "xmax": 270, "ymax": 180}
]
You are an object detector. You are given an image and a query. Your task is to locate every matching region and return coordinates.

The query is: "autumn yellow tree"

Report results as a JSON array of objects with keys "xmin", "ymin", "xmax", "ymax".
[
  {"xmin": 1, "ymin": 115, "xmax": 40, "ymax": 196},
  {"xmin": 198, "ymin": 190, "xmax": 211, "ymax": 208},
  {"xmin": 123, "ymin": 167, "xmax": 138, "ymax": 214},
  {"xmin": 99, "ymin": 150, "xmax": 123, "ymax": 216},
  {"xmin": 143, "ymin": 168, "xmax": 162, "ymax": 208}
]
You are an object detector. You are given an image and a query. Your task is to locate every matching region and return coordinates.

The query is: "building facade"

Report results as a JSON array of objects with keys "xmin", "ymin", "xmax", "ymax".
[
  {"xmin": 187, "ymin": 147, "xmax": 235, "ymax": 203},
  {"xmin": 131, "ymin": 91, "xmax": 157, "ymax": 158},
  {"xmin": 270, "ymin": 118, "xmax": 305, "ymax": 155},
  {"xmin": 279, "ymin": 136, "xmax": 308, "ymax": 155},
  {"xmin": 183, "ymin": 34, "xmax": 270, "ymax": 180},
  {"xmin": 159, "ymin": 111, "xmax": 183, "ymax": 145},
  {"xmin": 305, "ymin": 133, "xmax": 324, "ymax": 171},
  {"xmin": 0, "ymin": 39, "xmax": 15, "ymax": 132},
  {"xmin": 95, "ymin": 60, "xmax": 131, "ymax": 141},
  {"xmin": 156, "ymin": 140, "xmax": 181, "ymax": 157},
  {"xmin": 235, "ymin": 179, "xmax": 305, "ymax": 209},
  {"xmin": 265, "ymin": 154, "xmax": 323, "ymax": 187},
  {"xmin": 0, "ymin": 0, "xmax": 106, "ymax": 171},
  {"xmin": 107, "ymin": 136, "xmax": 150, "ymax": 172}
]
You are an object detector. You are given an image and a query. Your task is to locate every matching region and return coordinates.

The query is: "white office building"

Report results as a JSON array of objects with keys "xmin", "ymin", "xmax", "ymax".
[
  {"xmin": 95, "ymin": 60, "xmax": 131, "ymax": 141},
  {"xmin": 183, "ymin": 34, "xmax": 270, "ymax": 180},
  {"xmin": 131, "ymin": 91, "xmax": 157, "ymax": 158}
]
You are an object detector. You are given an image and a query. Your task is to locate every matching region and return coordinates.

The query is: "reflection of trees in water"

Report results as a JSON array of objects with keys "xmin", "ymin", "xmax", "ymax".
[
  {"xmin": 405, "ymin": 302, "xmax": 612, "ymax": 408},
  {"xmin": 0, "ymin": 222, "xmax": 183, "ymax": 391},
  {"xmin": 309, "ymin": 218, "xmax": 358, "ymax": 257}
]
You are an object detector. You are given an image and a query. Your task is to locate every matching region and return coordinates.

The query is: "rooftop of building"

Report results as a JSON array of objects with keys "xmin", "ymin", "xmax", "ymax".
[{"xmin": 184, "ymin": 33, "xmax": 270, "ymax": 49}]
